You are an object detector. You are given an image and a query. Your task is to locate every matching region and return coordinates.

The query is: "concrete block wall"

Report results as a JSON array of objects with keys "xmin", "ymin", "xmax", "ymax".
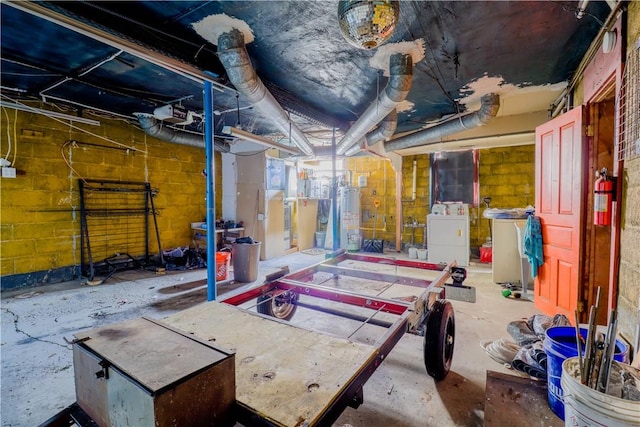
[
  {"xmin": 0, "ymin": 110, "xmax": 219, "ymax": 289},
  {"xmin": 619, "ymin": 157, "xmax": 640, "ymax": 348},
  {"xmin": 616, "ymin": 1, "xmax": 640, "ymax": 352},
  {"xmin": 400, "ymin": 155, "xmax": 430, "ymax": 247},
  {"xmin": 476, "ymin": 145, "xmax": 535, "ymax": 247},
  {"xmin": 346, "ymin": 157, "xmax": 397, "ymax": 244},
  {"xmin": 347, "ymin": 146, "xmax": 535, "ymax": 251}
]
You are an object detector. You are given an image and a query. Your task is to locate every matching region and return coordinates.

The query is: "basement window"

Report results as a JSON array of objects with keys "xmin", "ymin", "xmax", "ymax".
[{"xmin": 430, "ymin": 150, "xmax": 478, "ymax": 206}]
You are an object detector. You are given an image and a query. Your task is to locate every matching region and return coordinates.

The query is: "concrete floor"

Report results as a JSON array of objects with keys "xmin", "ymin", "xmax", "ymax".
[{"xmin": 1, "ymin": 251, "xmax": 545, "ymax": 427}]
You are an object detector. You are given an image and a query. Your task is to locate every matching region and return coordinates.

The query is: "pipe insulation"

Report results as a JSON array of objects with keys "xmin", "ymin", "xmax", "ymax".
[
  {"xmin": 217, "ymin": 29, "xmax": 314, "ymax": 156},
  {"xmin": 337, "ymin": 53, "xmax": 413, "ymax": 155},
  {"xmin": 412, "ymin": 158, "xmax": 417, "ymax": 201},
  {"xmin": 136, "ymin": 114, "xmax": 230, "ymax": 152},
  {"xmin": 384, "ymin": 93, "xmax": 500, "ymax": 152},
  {"xmin": 343, "ymin": 109, "xmax": 398, "ymax": 156}
]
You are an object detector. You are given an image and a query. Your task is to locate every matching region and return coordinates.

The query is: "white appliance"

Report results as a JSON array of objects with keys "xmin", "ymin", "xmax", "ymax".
[
  {"xmin": 283, "ymin": 203, "xmax": 292, "ymax": 249},
  {"xmin": 339, "ymin": 187, "xmax": 360, "ymax": 250},
  {"xmin": 492, "ymin": 218, "xmax": 532, "ymax": 286},
  {"xmin": 427, "ymin": 213, "xmax": 469, "ymax": 266}
]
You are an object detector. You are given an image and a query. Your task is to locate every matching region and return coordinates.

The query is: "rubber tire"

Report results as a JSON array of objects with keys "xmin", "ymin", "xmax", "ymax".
[
  {"xmin": 256, "ymin": 291, "xmax": 298, "ymax": 321},
  {"xmin": 423, "ymin": 299, "xmax": 455, "ymax": 381}
]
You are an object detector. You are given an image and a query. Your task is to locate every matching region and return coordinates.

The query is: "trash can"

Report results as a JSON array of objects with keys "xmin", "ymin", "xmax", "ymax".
[
  {"xmin": 315, "ymin": 231, "xmax": 326, "ymax": 248},
  {"xmin": 232, "ymin": 240, "xmax": 261, "ymax": 282}
]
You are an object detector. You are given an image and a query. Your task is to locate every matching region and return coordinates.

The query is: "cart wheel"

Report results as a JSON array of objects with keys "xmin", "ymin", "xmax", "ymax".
[
  {"xmin": 257, "ymin": 291, "xmax": 298, "ymax": 320},
  {"xmin": 423, "ymin": 299, "xmax": 455, "ymax": 381}
]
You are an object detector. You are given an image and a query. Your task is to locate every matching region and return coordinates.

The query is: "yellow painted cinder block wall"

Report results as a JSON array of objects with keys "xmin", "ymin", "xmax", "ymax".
[
  {"xmin": 346, "ymin": 145, "xmax": 535, "ymax": 252},
  {"xmin": 476, "ymin": 145, "xmax": 535, "ymax": 247},
  {"xmin": 0, "ymin": 109, "xmax": 220, "ymax": 285},
  {"xmin": 346, "ymin": 157, "xmax": 397, "ymax": 244}
]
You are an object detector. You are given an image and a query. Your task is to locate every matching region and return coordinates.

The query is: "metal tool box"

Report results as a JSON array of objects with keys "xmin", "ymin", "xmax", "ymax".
[{"xmin": 73, "ymin": 317, "xmax": 235, "ymax": 427}]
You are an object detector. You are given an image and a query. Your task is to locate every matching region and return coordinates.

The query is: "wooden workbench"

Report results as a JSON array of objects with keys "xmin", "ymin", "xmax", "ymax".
[{"xmin": 163, "ymin": 302, "xmax": 377, "ymax": 427}]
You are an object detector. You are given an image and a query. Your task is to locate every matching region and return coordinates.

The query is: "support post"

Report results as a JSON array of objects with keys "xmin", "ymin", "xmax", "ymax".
[
  {"xmin": 204, "ymin": 81, "xmax": 216, "ymax": 301},
  {"xmin": 332, "ymin": 128, "xmax": 339, "ymax": 250}
]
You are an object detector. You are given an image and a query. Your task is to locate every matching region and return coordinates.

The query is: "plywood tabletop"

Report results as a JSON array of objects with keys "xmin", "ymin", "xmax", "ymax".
[{"xmin": 163, "ymin": 302, "xmax": 377, "ymax": 427}]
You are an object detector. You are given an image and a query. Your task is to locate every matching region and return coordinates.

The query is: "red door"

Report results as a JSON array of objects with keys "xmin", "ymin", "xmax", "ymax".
[{"xmin": 534, "ymin": 106, "xmax": 585, "ymax": 319}]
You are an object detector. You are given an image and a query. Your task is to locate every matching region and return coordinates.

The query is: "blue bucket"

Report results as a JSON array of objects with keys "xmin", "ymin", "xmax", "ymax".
[{"xmin": 543, "ymin": 326, "xmax": 628, "ymax": 421}]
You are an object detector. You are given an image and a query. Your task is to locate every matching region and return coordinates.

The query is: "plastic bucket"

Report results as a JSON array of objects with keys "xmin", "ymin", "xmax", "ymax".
[
  {"xmin": 408, "ymin": 247, "xmax": 418, "ymax": 259},
  {"xmin": 315, "ymin": 232, "xmax": 326, "ymax": 248},
  {"xmin": 215, "ymin": 252, "xmax": 231, "ymax": 281},
  {"xmin": 232, "ymin": 241, "xmax": 261, "ymax": 282},
  {"xmin": 346, "ymin": 230, "xmax": 360, "ymax": 251},
  {"xmin": 417, "ymin": 248, "xmax": 427, "ymax": 260},
  {"xmin": 544, "ymin": 326, "xmax": 628, "ymax": 420},
  {"xmin": 562, "ymin": 357, "xmax": 640, "ymax": 426}
]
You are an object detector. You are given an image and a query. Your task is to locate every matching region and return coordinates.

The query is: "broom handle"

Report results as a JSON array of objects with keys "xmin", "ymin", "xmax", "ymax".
[{"xmin": 372, "ymin": 207, "xmax": 378, "ymax": 239}]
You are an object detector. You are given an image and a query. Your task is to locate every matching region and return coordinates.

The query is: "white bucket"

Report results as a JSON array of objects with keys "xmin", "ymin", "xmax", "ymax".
[
  {"xmin": 417, "ymin": 249, "xmax": 427, "ymax": 260},
  {"xmin": 408, "ymin": 247, "xmax": 418, "ymax": 259},
  {"xmin": 561, "ymin": 357, "xmax": 640, "ymax": 427}
]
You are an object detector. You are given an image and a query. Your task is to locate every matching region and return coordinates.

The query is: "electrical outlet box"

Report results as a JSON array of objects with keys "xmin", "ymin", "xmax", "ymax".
[
  {"xmin": 257, "ymin": 213, "xmax": 264, "ymax": 221},
  {"xmin": 1, "ymin": 167, "xmax": 16, "ymax": 178}
]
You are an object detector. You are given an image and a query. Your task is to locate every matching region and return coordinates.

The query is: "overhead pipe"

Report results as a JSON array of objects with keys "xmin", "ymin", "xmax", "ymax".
[
  {"xmin": 136, "ymin": 114, "xmax": 230, "ymax": 152},
  {"xmin": 337, "ymin": 53, "xmax": 413, "ymax": 155},
  {"xmin": 384, "ymin": 93, "xmax": 500, "ymax": 152},
  {"xmin": 343, "ymin": 109, "xmax": 398, "ymax": 156},
  {"xmin": 217, "ymin": 29, "xmax": 314, "ymax": 156}
]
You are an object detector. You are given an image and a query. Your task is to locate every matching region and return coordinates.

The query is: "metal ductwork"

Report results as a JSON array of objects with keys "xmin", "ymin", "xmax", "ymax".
[
  {"xmin": 218, "ymin": 29, "xmax": 314, "ymax": 156},
  {"xmin": 136, "ymin": 114, "xmax": 230, "ymax": 152},
  {"xmin": 336, "ymin": 53, "xmax": 412, "ymax": 155},
  {"xmin": 383, "ymin": 93, "xmax": 501, "ymax": 152},
  {"xmin": 344, "ymin": 109, "xmax": 398, "ymax": 156}
]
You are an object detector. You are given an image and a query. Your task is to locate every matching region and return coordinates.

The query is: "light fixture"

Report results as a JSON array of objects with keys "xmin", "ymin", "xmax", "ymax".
[
  {"xmin": 0, "ymin": 100, "xmax": 101, "ymax": 126},
  {"xmin": 222, "ymin": 126, "xmax": 302, "ymax": 155},
  {"xmin": 602, "ymin": 29, "xmax": 617, "ymax": 54},
  {"xmin": 338, "ymin": 0, "xmax": 399, "ymax": 50}
]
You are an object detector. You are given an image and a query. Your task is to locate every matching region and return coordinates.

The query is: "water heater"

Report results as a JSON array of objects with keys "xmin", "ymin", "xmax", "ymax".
[{"xmin": 339, "ymin": 187, "xmax": 360, "ymax": 250}]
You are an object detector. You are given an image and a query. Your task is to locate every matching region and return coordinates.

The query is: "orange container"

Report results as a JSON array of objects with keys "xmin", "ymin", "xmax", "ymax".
[{"xmin": 215, "ymin": 252, "xmax": 231, "ymax": 281}]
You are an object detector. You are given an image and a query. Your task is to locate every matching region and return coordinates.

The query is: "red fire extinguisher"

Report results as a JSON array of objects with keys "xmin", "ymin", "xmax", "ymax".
[{"xmin": 594, "ymin": 167, "xmax": 613, "ymax": 226}]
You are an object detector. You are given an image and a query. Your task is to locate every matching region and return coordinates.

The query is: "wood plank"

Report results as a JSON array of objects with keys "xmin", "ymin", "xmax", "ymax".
[{"xmin": 163, "ymin": 302, "xmax": 377, "ymax": 427}]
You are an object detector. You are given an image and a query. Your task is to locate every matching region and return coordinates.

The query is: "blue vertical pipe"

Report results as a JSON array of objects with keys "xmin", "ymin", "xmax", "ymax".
[
  {"xmin": 204, "ymin": 81, "xmax": 216, "ymax": 301},
  {"xmin": 331, "ymin": 128, "xmax": 339, "ymax": 250}
]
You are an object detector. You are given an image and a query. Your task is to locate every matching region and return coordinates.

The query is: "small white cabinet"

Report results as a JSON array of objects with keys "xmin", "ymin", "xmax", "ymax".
[{"xmin": 427, "ymin": 214, "xmax": 470, "ymax": 266}]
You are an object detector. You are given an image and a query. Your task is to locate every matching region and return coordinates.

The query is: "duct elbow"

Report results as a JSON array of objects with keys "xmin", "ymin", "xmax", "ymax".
[
  {"xmin": 385, "ymin": 53, "xmax": 413, "ymax": 102},
  {"xmin": 135, "ymin": 113, "xmax": 230, "ymax": 152},
  {"xmin": 217, "ymin": 29, "xmax": 314, "ymax": 156},
  {"xmin": 382, "ymin": 93, "xmax": 500, "ymax": 152},
  {"xmin": 478, "ymin": 93, "xmax": 501, "ymax": 123},
  {"xmin": 366, "ymin": 110, "xmax": 397, "ymax": 146}
]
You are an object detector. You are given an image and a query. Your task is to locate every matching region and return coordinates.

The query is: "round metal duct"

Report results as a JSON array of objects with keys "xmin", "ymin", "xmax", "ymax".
[{"xmin": 337, "ymin": 0, "xmax": 399, "ymax": 50}]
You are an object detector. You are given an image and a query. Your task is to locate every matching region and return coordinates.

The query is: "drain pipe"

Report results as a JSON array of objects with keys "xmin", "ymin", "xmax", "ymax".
[
  {"xmin": 344, "ymin": 110, "xmax": 398, "ymax": 156},
  {"xmin": 384, "ymin": 93, "xmax": 500, "ymax": 152},
  {"xmin": 217, "ymin": 29, "xmax": 314, "ymax": 156},
  {"xmin": 337, "ymin": 53, "xmax": 412, "ymax": 155},
  {"xmin": 136, "ymin": 114, "xmax": 230, "ymax": 152}
]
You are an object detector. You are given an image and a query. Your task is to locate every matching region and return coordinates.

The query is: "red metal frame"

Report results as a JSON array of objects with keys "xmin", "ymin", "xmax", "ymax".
[{"xmin": 220, "ymin": 250, "xmax": 455, "ymax": 426}]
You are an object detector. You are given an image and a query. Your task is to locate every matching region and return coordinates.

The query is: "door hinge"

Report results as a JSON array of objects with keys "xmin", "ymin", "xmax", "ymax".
[{"xmin": 586, "ymin": 124, "xmax": 594, "ymax": 137}]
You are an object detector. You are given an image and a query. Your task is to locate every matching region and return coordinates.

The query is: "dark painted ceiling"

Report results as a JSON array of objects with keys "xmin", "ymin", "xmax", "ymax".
[{"xmin": 1, "ymin": 1, "xmax": 611, "ymax": 155}]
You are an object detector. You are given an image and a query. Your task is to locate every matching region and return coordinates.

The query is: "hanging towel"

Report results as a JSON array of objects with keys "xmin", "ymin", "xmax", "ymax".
[{"xmin": 523, "ymin": 215, "xmax": 544, "ymax": 278}]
